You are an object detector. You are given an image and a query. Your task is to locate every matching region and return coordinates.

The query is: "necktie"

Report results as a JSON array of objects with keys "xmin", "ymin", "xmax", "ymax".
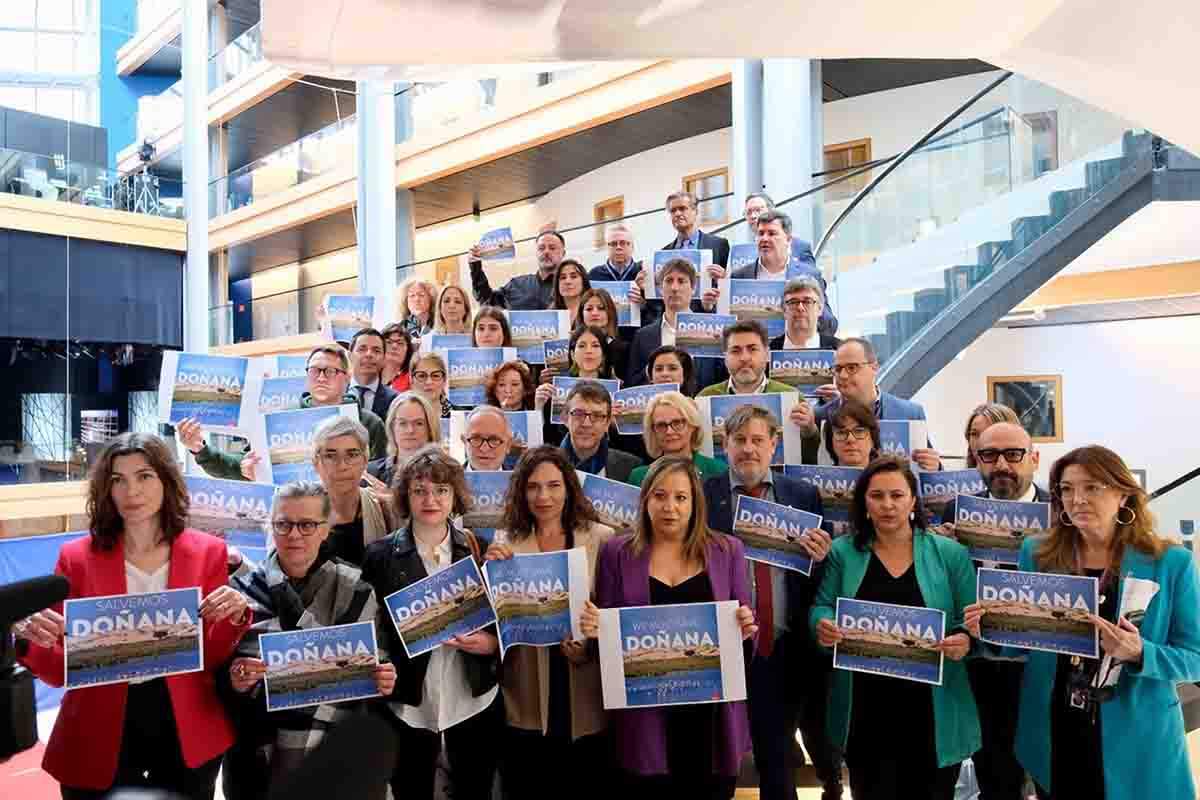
[
  {"xmin": 739, "ymin": 484, "xmax": 775, "ymax": 657},
  {"xmin": 354, "ymin": 385, "xmax": 368, "ymax": 410}
]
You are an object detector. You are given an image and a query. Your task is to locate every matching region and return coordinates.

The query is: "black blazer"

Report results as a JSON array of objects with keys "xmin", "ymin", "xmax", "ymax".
[
  {"xmin": 768, "ymin": 333, "xmax": 842, "ymax": 351},
  {"xmin": 367, "ymin": 382, "xmax": 399, "ymax": 422},
  {"xmin": 359, "ymin": 524, "xmax": 498, "ymax": 708},
  {"xmin": 625, "ymin": 320, "xmax": 727, "ymax": 392},
  {"xmin": 662, "ymin": 230, "xmax": 731, "ymax": 269},
  {"xmin": 704, "ymin": 472, "xmax": 825, "ymax": 634}
]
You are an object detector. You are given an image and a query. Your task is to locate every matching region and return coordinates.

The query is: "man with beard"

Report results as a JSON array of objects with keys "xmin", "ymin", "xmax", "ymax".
[
  {"xmin": 703, "ymin": 405, "xmax": 838, "ymax": 800},
  {"xmin": 940, "ymin": 421, "xmax": 1049, "ymax": 800},
  {"xmin": 468, "ymin": 229, "xmax": 565, "ymax": 310}
]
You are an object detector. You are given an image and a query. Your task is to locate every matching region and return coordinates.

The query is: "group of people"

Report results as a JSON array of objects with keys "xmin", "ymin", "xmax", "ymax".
[{"xmin": 10, "ymin": 189, "xmax": 1200, "ymax": 800}]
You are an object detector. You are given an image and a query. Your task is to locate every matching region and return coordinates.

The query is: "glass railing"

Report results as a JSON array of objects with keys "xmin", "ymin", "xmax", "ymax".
[
  {"xmin": 0, "ymin": 147, "xmax": 184, "ymax": 219},
  {"xmin": 209, "ymin": 22, "xmax": 263, "ymax": 92}
]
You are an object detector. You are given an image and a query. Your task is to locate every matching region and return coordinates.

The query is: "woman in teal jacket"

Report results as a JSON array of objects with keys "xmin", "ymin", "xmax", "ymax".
[
  {"xmin": 811, "ymin": 456, "xmax": 980, "ymax": 800},
  {"xmin": 965, "ymin": 445, "xmax": 1200, "ymax": 800}
]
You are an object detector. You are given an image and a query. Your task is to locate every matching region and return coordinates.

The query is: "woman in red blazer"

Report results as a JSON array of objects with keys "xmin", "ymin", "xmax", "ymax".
[{"xmin": 14, "ymin": 432, "xmax": 251, "ymax": 800}]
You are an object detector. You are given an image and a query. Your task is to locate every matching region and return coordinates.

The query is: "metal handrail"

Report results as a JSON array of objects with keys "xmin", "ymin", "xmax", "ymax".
[{"xmin": 1151, "ymin": 466, "xmax": 1200, "ymax": 502}]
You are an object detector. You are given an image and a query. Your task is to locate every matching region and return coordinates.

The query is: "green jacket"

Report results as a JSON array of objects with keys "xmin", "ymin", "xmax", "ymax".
[
  {"xmin": 627, "ymin": 451, "xmax": 728, "ymax": 487},
  {"xmin": 809, "ymin": 530, "xmax": 981, "ymax": 767},
  {"xmin": 194, "ymin": 392, "xmax": 388, "ymax": 481},
  {"xmin": 696, "ymin": 378, "xmax": 797, "ymax": 397}
]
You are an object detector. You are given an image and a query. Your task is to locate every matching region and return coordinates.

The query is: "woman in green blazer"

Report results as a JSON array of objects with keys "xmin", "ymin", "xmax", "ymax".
[
  {"xmin": 626, "ymin": 391, "xmax": 726, "ymax": 487},
  {"xmin": 965, "ymin": 445, "xmax": 1200, "ymax": 800},
  {"xmin": 810, "ymin": 456, "xmax": 980, "ymax": 800}
]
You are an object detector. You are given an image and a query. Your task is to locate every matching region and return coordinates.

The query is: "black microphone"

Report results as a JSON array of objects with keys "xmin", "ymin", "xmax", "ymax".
[
  {"xmin": 267, "ymin": 714, "xmax": 398, "ymax": 800},
  {"xmin": 0, "ymin": 575, "xmax": 70, "ymax": 629},
  {"xmin": 0, "ymin": 574, "xmax": 68, "ymax": 760}
]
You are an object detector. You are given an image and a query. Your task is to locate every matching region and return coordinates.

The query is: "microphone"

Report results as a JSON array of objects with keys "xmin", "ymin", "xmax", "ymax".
[
  {"xmin": 0, "ymin": 575, "xmax": 70, "ymax": 629},
  {"xmin": 267, "ymin": 714, "xmax": 397, "ymax": 800},
  {"xmin": 0, "ymin": 574, "xmax": 68, "ymax": 761}
]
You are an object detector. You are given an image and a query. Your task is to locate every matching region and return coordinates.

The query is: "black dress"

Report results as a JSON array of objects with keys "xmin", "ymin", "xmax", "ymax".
[{"xmin": 324, "ymin": 513, "xmax": 366, "ymax": 566}]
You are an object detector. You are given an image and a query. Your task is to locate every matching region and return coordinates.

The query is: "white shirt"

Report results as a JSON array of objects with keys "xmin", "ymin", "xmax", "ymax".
[
  {"xmin": 124, "ymin": 560, "xmax": 170, "ymax": 685},
  {"xmin": 394, "ymin": 533, "xmax": 498, "ymax": 732},
  {"xmin": 783, "ymin": 330, "xmax": 822, "ymax": 350},
  {"xmin": 725, "ymin": 373, "xmax": 769, "ymax": 395},
  {"xmin": 660, "ymin": 314, "xmax": 677, "ymax": 347},
  {"xmin": 351, "ymin": 378, "xmax": 381, "ymax": 410}
]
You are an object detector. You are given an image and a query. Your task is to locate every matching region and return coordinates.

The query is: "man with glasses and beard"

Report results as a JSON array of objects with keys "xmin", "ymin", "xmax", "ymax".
[{"xmin": 559, "ymin": 381, "xmax": 640, "ymax": 483}]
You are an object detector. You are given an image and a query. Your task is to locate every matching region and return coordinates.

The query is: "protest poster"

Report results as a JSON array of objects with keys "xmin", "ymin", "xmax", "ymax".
[
  {"xmin": 158, "ymin": 351, "xmax": 261, "ymax": 433},
  {"xmin": 478, "ymin": 226, "xmax": 516, "ymax": 260},
  {"xmin": 789, "ymin": 239, "xmax": 818, "ymax": 279},
  {"xmin": 878, "ymin": 420, "xmax": 930, "ymax": 459},
  {"xmin": 697, "ymin": 392, "xmax": 803, "ymax": 466},
  {"xmin": 728, "ymin": 243, "xmax": 757, "ymax": 273},
  {"xmin": 543, "ymin": 338, "xmax": 570, "ymax": 372},
  {"xmin": 646, "ymin": 249, "xmax": 712, "ymax": 300},
  {"xmin": 258, "ymin": 376, "xmax": 307, "ymax": 414},
  {"xmin": 613, "ymin": 383, "xmax": 678, "ymax": 436},
  {"xmin": 383, "ymin": 557, "xmax": 497, "ymax": 658},
  {"xmin": 323, "ymin": 295, "xmax": 376, "ymax": 343},
  {"xmin": 579, "ymin": 473, "xmax": 640, "ymax": 535},
  {"xmin": 448, "ymin": 410, "xmax": 542, "ymax": 466},
  {"xmin": 550, "ymin": 377, "xmax": 620, "ymax": 425},
  {"xmin": 255, "ymin": 405, "xmax": 359, "ymax": 485},
  {"xmin": 977, "ymin": 568, "xmax": 1099, "ymax": 658},
  {"xmin": 598, "ymin": 600, "xmax": 747, "ymax": 709},
  {"xmin": 732, "ymin": 495, "xmax": 822, "ymax": 575},
  {"xmin": 424, "ymin": 333, "xmax": 472, "ymax": 352},
  {"xmin": 258, "ymin": 621, "xmax": 381, "ymax": 712},
  {"xmin": 483, "ymin": 548, "xmax": 589, "ymax": 657},
  {"xmin": 833, "ymin": 598, "xmax": 945, "ymax": 685},
  {"xmin": 263, "ymin": 354, "xmax": 309, "ymax": 379},
  {"xmin": 589, "ymin": 281, "xmax": 642, "ymax": 327},
  {"xmin": 461, "ymin": 470, "xmax": 512, "ymax": 545},
  {"xmin": 677, "ymin": 312, "xmax": 737, "ymax": 359},
  {"xmin": 719, "ymin": 279, "xmax": 786, "ymax": 339},
  {"xmin": 507, "ymin": 310, "xmax": 570, "ymax": 364},
  {"xmin": 184, "ymin": 476, "xmax": 275, "ymax": 538},
  {"xmin": 784, "ymin": 465, "xmax": 863, "ymax": 538},
  {"xmin": 769, "ymin": 350, "xmax": 835, "ymax": 396},
  {"xmin": 955, "ymin": 495, "xmax": 1051, "ymax": 564},
  {"xmin": 918, "ymin": 469, "xmax": 986, "ymax": 522},
  {"xmin": 440, "ymin": 347, "xmax": 516, "ymax": 407},
  {"xmin": 64, "ymin": 588, "xmax": 203, "ymax": 689}
]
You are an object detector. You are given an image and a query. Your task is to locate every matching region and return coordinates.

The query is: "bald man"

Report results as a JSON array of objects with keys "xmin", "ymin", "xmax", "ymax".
[{"xmin": 462, "ymin": 406, "xmax": 514, "ymax": 471}]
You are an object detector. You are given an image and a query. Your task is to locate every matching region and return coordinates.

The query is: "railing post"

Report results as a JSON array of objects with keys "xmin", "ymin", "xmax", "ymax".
[{"xmin": 182, "ymin": 0, "xmax": 210, "ymax": 352}]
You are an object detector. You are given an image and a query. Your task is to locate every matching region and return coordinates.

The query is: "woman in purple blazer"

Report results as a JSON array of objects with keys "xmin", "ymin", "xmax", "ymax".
[{"xmin": 581, "ymin": 457, "xmax": 757, "ymax": 798}]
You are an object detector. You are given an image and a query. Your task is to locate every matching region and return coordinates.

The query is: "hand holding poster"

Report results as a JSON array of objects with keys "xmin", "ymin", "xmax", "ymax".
[
  {"xmin": 833, "ymin": 598, "xmax": 945, "ymax": 685},
  {"xmin": 784, "ymin": 465, "xmax": 862, "ymax": 538},
  {"xmin": 184, "ymin": 476, "xmax": 275, "ymax": 537},
  {"xmin": 478, "ymin": 226, "xmax": 516, "ymax": 260},
  {"xmin": 598, "ymin": 600, "xmax": 747, "ymax": 709},
  {"xmin": 158, "ymin": 352, "xmax": 262, "ymax": 433},
  {"xmin": 579, "ymin": 473, "xmax": 640, "ymax": 535},
  {"xmin": 323, "ymin": 295, "xmax": 376, "ymax": 343},
  {"xmin": 589, "ymin": 281, "xmax": 641, "ymax": 327},
  {"xmin": 878, "ymin": 420, "xmax": 930, "ymax": 459},
  {"xmin": 918, "ymin": 469, "xmax": 986, "ymax": 522},
  {"xmin": 732, "ymin": 495, "xmax": 822, "ymax": 575},
  {"xmin": 258, "ymin": 621, "xmax": 381, "ymax": 711},
  {"xmin": 255, "ymin": 405, "xmax": 360, "ymax": 485},
  {"xmin": 258, "ymin": 376, "xmax": 307, "ymax": 414},
  {"xmin": 769, "ymin": 350, "xmax": 835, "ymax": 396},
  {"xmin": 64, "ymin": 588, "xmax": 203, "ymax": 688},
  {"xmin": 461, "ymin": 470, "xmax": 512, "ymax": 544},
  {"xmin": 647, "ymin": 249, "xmax": 711, "ymax": 300},
  {"xmin": 483, "ymin": 548, "xmax": 589, "ymax": 657},
  {"xmin": 613, "ymin": 383, "xmax": 678, "ymax": 436},
  {"xmin": 383, "ymin": 557, "xmax": 497, "ymax": 658},
  {"xmin": 440, "ymin": 347, "xmax": 517, "ymax": 407},
  {"xmin": 550, "ymin": 377, "xmax": 621, "ymax": 425},
  {"xmin": 976, "ymin": 568, "xmax": 1099, "ymax": 657},
  {"xmin": 698, "ymin": 392, "xmax": 804, "ymax": 466},
  {"xmin": 543, "ymin": 338, "xmax": 570, "ymax": 372},
  {"xmin": 719, "ymin": 279, "xmax": 787, "ymax": 339},
  {"xmin": 954, "ymin": 495, "xmax": 1051, "ymax": 564},
  {"xmin": 508, "ymin": 310, "xmax": 570, "ymax": 364},
  {"xmin": 676, "ymin": 312, "xmax": 737, "ymax": 359}
]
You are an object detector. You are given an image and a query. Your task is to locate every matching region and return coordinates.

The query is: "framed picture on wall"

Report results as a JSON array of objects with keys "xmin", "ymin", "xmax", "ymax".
[{"xmin": 987, "ymin": 374, "xmax": 1063, "ymax": 443}]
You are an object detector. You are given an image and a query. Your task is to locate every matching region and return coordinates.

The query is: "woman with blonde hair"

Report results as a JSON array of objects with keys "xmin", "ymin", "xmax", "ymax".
[
  {"xmin": 399, "ymin": 279, "xmax": 437, "ymax": 339},
  {"xmin": 434, "ymin": 284, "xmax": 474, "ymax": 335},
  {"xmin": 581, "ymin": 458, "xmax": 756, "ymax": 797},
  {"xmin": 962, "ymin": 402, "xmax": 1019, "ymax": 468},
  {"xmin": 626, "ymin": 391, "xmax": 725, "ymax": 486},
  {"xmin": 369, "ymin": 392, "xmax": 442, "ymax": 487},
  {"xmin": 965, "ymin": 445, "xmax": 1200, "ymax": 800}
]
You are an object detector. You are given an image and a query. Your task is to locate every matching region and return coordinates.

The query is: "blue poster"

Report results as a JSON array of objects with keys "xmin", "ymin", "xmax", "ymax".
[
  {"xmin": 262, "ymin": 405, "xmax": 355, "ymax": 486},
  {"xmin": 184, "ymin": 476, "xmax": 275, "ymax": 537},
  {"xmin": 918, "ymin": 469, "xmax": 986, "ymax": 522},
  {"xmin": 64, "ymin": 588, "xmax": 203, "ymax": 688},
  {"xmin": 650, "ymin": 249, "xmax": 706, "ymax": 299},
  {"xmin": 725, "ymin": 279, "xmax": 786, "ymax": 339},
  {"xmin": 258, "ymin": 376, "xmax": 307, "ymax": 414},
  {"xmin": 543, "ymin": 338, "xmax": 570, "ymax": 372},
  {"xmin": 616, "ymin": 603, "xmax": 728, "ymax": 707},
  {"xmin": 383, "ymin": 557, "xmax": 497, "ymax": 658},
  {"xmin": 834, "ymin": 598, "xmax": 945, "ymax": 685},
  {"xmin": 613, "ymin": 383, "xmax": 678, "ymax": 436},
  {"xmin": 732, "ymin": 495, "xmax": 822, "ymax": 575},
  {"xmin": 789, "ymin": 239, "xmax": 819, "ymax": 279},
  {"xmin": 505, "ymin": 410, "xmax": 542, "ymax": 451},
  {"xmin": 580, "ymin": 473, "xmax": 640, "ymax": 535},
  {"xmin": 259, "ymin": 621, "xmax": 381, "ymax": 711},
  {"xmin": 707, "ymin": 393, "xmax": 786, "ymax": 465},
  {"xmin": 163, "ymin": 352, "xmax": 250, "ymax": 427},
  {"xmin": 462, "ymin": 470, "xmax": 511, "ymax": 545},
  {"xmin": 728, "ymin": 243, "xmax": 757, "ymax": 272},
  {"xmin": 271, "ymin": 355, "xmax": 310, "ymax": 379},
  {"xmin": 769, "ymin": 350, "xmax": 835, "ymax": 396},
  {"xmin": 878, "ymin": 420, "xmax": 928, "ymax": 459},
  {"xmin": 478, "ymin": 226, "xmax": 516, "ymax": 260},
  {"xmin": 784, "ymin": 465, "xmax": 862, "ymax": 538},
  {"xmin": 508, "ymin": 310, "xmax": 568, "ymax": 364},
  {"xmin": 676, "ymin": 312, "xmax": 736, "ymax": 359},
  {"xmin": 955, "ymin": 495, "xmax": 1051, "ymax": 564},
  {"xmin": 550, "ymin": 377, "xmax": 620, "ymax": 425},
  {"xmin": 426, "ymin": 333, "xmax": 472, "ymax": 351},
  {"xmin": 325, "ymin": 295, "xmax": 375, "ymax": 343},
  {"xmin": 483, "ymin": 548, "xmax": 588, "ymax": 657},
  {"xmin": 444, "ymin": 347, "xmax": 511, "ymax": 407},
  {"xmin": 977, "ymin": 568, "xmax": 1099, "ymax": 658},
  {"xmin": 589, "ymin": 281, "xmax": 641, "ymax": 327}
]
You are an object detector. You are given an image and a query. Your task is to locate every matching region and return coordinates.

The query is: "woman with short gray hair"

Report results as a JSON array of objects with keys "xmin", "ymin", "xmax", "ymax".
[{"xmin": 312, "ymin": 415, "xmax": 396, "ymax": 566}]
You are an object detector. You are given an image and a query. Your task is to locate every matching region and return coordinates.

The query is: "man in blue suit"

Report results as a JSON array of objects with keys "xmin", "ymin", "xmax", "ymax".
[{"xmin": 704, "ymin": 405, "xmax": 840, "ymax": 800}]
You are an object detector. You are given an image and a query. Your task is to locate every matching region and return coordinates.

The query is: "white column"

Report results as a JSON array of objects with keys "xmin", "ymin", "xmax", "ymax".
[
  {"xmin": 355, "ymin": 80, "xmax": 397, "ymax": 320},
  {"xmin": 182, "ymin": 0, "xmax": 209, "ymax": 351},
  {"xmin": 731, "ymin": 59, "xmax": 764, "ymax": 241},
  {"xmin": 762, "ymin": 59, "xmax": 822, "ymax": 244},
  {"xmin": 395, "ymin": 84, "xmax": 415, "ymax": 283}
]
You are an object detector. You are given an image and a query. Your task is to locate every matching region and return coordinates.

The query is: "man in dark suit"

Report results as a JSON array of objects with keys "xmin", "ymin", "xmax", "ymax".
[
  {"xmin": 704, "ymin": 404, "xmax": 840, "ymax": 800},
  {"xmin": 349, "ymin": 328, "xmax": 400, "ymax": 421},
  {"xmin": 559, "ymin": 381, "xmax": 641, "ymax": 482},
  {"xmin": 767, "ymin": 275, "xmax": 842, "ymax": 352},
  {"xmin": 663, "ymin": 189, "xmax": 731, "ymax": 267},
  {"xmin": 938, "ymin": 421, "xmax": 1048, "ymax": 800}
]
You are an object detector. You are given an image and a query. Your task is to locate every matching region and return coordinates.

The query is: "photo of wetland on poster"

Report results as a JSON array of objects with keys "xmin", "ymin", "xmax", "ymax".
[{"xmin": 619, "ymin": 603, "xmax": 724, "ymax": 707}]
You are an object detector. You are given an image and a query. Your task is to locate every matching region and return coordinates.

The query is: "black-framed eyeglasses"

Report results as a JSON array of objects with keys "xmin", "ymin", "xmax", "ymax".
[
  {"xmin": 465, "ymin": 435, "xmax": 506, "ymax": 450},
  {"xmin": 272, "ymin": 519, "xmax": 326, "ymax": 536},
  {"xmin": 306, "ymin": 366, "xmax": 347, "ymax": 380},
  {"xmin": 651, "ymin": 418, "xmax": 690, "ymax": 434},
  {"xmin": 832, "ymin": 362, "xmax": 873, "ymax": 377},
  {"xmin": 412, "ymin": 370, "xmax": 446, "ymax": 382},
  {"xmin": 319, "ymin": 449, "xmax": 365, "ymax": 465},
  {"xmin": 976, "ymin": 448, "xmax": 1028, "ymax": 464},
  {"xmin": 783, "ymin": 298, "xmax": 820, "ymax": 310},
  {"xmin": 567, "ymin": 409, "xmax": 608, "ymax": 425},
  {"xmin": 832, "ymin": 427, "xmax": 870, "ymax": 442}
]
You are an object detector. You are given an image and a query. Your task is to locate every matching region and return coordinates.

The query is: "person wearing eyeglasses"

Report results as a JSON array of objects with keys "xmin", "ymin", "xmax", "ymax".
[
  {"xmin": 961, "ymin": 402, "xmax": 1020, "ymax": 468},
  {"xmin": 590, "ymin": 222, "xmax": 659, "ymax": 332},
  {"xmin": 410, "ymin": 351, "xmax": 453, "ymax": 418},
  {"xmin": 812, "ymin": 338, "xmax": 941, "ymax": 471},
  {"xmin": 311, "ymin": 415, "xmax": 397, "ymax": 567},
  {"xmin": 368, "ymin": 393, "xmax": 441, "ymax": 488},
  {"xmin": 220, "ymin": 481, "xmax": 395, "ymax": 799},
  {"xmin": 380, "ymin": 323, "xmax": 415, "ymax": 393},
  {"xmin": 820, "ymin": 399, "xmax": 880, "ymax": 468},
  {"xmin": 485, "ymin": 446, "xmax": 615, "ymax": 798},
  {"xmin": 626, "ymin": 391, "xmax": 725, "ymax": 487},
  {"xmin": 361, "ymin": 446, "xmax": 502, "ymax": 800},
  {"xmin": 180, "ymin": 344, "xmax": 388, "ymax": 481},
  {"xmin": 768, "ymin": 276, "xmax": 841, "ymax": 357},
  {"xmin": 964, "ymin": 445, "xmax": 1200, "ymax": 800},
  {"xmin": 540, "ymin": 381, "xmax": 640, "ymax": 483},
  {"xmin": 461, "ymin": 406, "xmax": 513, "ymax": 472}
]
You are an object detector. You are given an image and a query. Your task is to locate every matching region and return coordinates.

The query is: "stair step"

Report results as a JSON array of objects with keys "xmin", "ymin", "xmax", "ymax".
[
  {"xmin": 868, "ymin": 333, "xmax": 891, "ymax": 364},
  {"xmin": 886, "ymin": 309, "xmax": 934, "ymax": 349},
  {"xmin": 1085, "ymin": 158, "xmax": 1125, "ymax": 194},
  {"xmin": 913, "ymin": 288, "xmax": 948, "ymax": 315},
  {"xmin": 1011, "ymin": 215, "xmax": 1053, "ymax": 251},
  {"xmin": 975, "ymin": 240, "xmax": 1011, "ymax": 269},
  {"xmin": 1049, "ymin": 188, "xmax": 1088, "ymax": 223}
]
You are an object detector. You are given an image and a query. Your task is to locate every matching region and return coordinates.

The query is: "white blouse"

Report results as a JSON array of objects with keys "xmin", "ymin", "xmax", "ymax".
[{"xmin": 124, "ymin": 559, "xmax": 170, "ymax": 685}]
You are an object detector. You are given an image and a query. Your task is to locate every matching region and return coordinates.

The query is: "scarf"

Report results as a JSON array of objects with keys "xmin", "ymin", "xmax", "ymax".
[{"xmin": 561, "ymin": 432, "xmax": 609, "ymax": 476}]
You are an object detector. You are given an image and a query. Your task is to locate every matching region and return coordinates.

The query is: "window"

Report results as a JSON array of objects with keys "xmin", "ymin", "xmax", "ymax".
[
  {"xmin": 593, "ymin": 196, "xmax": 624, "ymax": 249},
  {"xmin": 683, "ymin": 168, "xmax": 729, "ymax": 227},
  {"xmin": 0, "ymin": 1, "xmax": 98, "ymax": 125},
  {"xmin": 824, "ymin": 138, "xmax": 873, "ymax": 200}
]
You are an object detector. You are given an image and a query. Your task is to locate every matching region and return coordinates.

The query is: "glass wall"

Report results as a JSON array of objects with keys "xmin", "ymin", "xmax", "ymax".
[{"xmin": 0, "ymin": 1, "xmax": 100, "ymax": 126}]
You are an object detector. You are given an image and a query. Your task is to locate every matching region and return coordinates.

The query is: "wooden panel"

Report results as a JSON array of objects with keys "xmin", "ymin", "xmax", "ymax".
[
  {"xmin": 210, "ymin": 332, "xmax": 327, "ymax": 357},
  {"xmin": 1016, "ymin": 261, "xmax": 1200, "ymax": 310},
  {"xmin": 0, "ymin": 193, "xmax": 186, "ymax": 251},
  {"xmin": 0, "ymin": 481, "xmax": 87, "ymax": 537}
]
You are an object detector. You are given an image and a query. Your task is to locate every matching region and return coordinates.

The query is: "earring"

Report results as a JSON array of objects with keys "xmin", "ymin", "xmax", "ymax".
[
  {"xmin": 909, "ymin": 511, "xmax": 916, "ymax": 522},
  {"xmin": 1116, "ymin": 506, "xmax": 1137, "ymax": 526},
  {"xmin": 1059, "ymin": 510, "xmax": 1074, "ymax": 527}
]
